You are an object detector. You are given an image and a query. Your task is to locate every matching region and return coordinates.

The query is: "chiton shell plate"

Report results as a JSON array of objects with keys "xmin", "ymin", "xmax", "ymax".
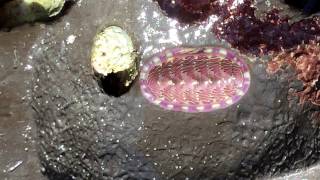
[{"xmin": 140, "ymin": 47, "xmax": 251, "ymax": 112}]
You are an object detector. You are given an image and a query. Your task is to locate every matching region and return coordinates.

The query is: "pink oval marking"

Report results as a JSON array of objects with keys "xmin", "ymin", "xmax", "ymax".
[{"xmin": 140, "ymin": 47, "xmax": 251, "ymax": 112}]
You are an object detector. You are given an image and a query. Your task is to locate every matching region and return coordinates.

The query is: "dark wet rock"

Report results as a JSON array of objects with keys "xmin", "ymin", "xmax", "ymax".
[
  {"xmin": 0, "ymin": 24, "xmax": 46, "ymax": 180},
  {"xmin": 28, "ymin": 0, "xmax": 320, "ymax": 180},
  {"xmin": 32, "ymin": 32, "xmax": 320, "ymax": 179},
  {"xmin": 31, "ymin": 32, "xmax": 158, "ymax": 179}
]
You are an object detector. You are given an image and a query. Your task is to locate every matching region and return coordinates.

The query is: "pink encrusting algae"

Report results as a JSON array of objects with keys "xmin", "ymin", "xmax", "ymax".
[{"xmin": 140, "ymin": 47, "xmax": 251, "ymax": 112}]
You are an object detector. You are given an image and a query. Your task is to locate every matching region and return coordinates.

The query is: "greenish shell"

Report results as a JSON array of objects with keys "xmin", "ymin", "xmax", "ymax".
[
  {"xmin": 0, "ymin": 0, "xmax": 65, "ymax": 28},
  {"xmin": 91, "ymin": 26, "xmax": 138, "ymax": 87},
  {"xmin": 24, "ymin": 0, "xmax": 65, "ymax": 18}
]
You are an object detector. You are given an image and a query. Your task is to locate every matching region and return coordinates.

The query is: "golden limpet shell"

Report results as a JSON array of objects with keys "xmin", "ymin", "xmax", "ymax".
[
  {"xmin": 0, "ymin": 0, "xmax": 65, "ymax": 28},
  {"xmin": 91, "ymin": 26, "xmax": 138, "ymax": 95}
]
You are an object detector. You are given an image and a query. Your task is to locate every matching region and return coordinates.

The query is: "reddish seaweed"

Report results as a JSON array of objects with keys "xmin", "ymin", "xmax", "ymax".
[
  {"xmin": 155, "ymin": 0, "xmax": 320, "ymax": 56},
  {"xmin": 154, "ymin": 0, "xmax": 236, "ymax": 23},
  {"xmin": 212, "ymin": 1, "xmax": 320, "ymax": 56},
  {"xmin": 267, "ymin": 42, "xmax": 320, "ymax": 122},
  {"xmin": 154, "ymin": 0, "xmax": 217, "ymax": 23}
]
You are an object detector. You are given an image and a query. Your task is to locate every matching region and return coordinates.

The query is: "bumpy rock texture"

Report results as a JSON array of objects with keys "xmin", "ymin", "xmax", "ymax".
[{"xmin": 27, "ymin": 0, "xmax": 320, "ymax": 179}]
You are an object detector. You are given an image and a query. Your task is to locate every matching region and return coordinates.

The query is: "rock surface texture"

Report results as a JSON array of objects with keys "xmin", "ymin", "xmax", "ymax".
[{"xmin": 1, "ymin": 0, "xmax": 320, "ymax": 180}]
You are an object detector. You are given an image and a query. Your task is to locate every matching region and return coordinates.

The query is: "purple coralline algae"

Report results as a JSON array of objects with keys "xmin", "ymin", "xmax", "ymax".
[
  {"xmin": 212, "ymin": 2, "xmax": 320, "ymax": 56},
  {"xmin": 155, "ymin": 0, "xmax": 320, "ymax": 56}
]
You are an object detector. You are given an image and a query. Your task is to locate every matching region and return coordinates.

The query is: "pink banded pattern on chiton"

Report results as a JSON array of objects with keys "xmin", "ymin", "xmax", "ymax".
[{"xmin": 140, "ymin": 47, "xmax": 251, "ymax": 112}]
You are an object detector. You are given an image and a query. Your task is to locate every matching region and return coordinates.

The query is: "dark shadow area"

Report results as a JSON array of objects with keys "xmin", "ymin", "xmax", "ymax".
[
  {"xmin": 43, "ymin": 169, "xmax": 73, "ymax": 180},
  {"xmin": 285, "ymin": 0, "xmax": 320, "ymax": 14},
  {"xmin": 96, "ymin": 72, "xmax": 136, "ymax": 97},
  {"xmin": 0, "ymin": 2, "xmax": 46, "ymax": 30},
  {"xmin": 0, "ymin": 0, "xmax": 11, "ymax": 6}
]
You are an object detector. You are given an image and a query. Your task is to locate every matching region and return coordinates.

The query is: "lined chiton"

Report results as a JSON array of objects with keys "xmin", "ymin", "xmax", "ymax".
[{"xmin": 140, "ymin": 47, "xmax": 251, "ymax": 112}]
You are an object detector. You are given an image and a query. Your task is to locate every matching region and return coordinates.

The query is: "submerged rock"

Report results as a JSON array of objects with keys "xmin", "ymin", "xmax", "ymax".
[{"xmin": 28, "ymin": 0, "xmax": 320, "ymax": 179}]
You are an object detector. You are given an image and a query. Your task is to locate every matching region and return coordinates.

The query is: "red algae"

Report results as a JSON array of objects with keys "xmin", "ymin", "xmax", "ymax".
[
  {"xmin": 155, "ymin": 0, "xmax": 320, "ymax": 56},
  {"xmin": 267, "ymin": 42, "xmax": 320, "ymax": 121},
  {"xmin": 212, "ymin": 1, "xmax": 320, "ymax": 56},
  {"xmin": 154, "ymin": 0, "xmax": 218, "ymax": 23},
  {"xmin": 154, "ymin": 0, "xmax": 238, "ymax": 24}
]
